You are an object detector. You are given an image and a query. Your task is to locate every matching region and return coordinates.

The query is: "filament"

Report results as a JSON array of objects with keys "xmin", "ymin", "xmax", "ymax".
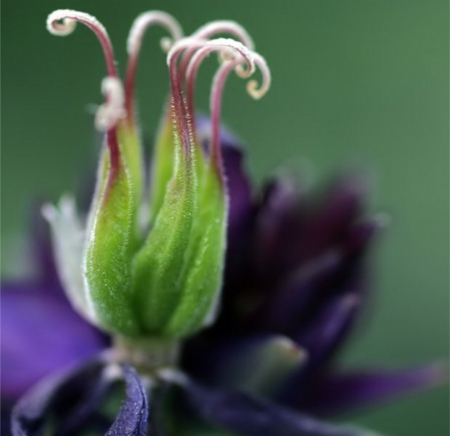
[
  {"xmin": 184, "ymin": 38, "xmax": 255, "ymax": 116},
  {"xmin": 179, "ymin": 20, "xmax": 254, "ymax": 83},
  {"xmin": 125, "ymin": 11, "xmax": 183, "ymax": 117},
  {"xmin": 47, "ymin": 9, "xmax": 117, "ymax": 77}
]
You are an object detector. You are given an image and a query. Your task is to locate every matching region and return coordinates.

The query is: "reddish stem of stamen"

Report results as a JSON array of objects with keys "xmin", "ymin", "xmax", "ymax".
[
  {"xmin": 124, "ymin": 13, "xmax": 183, "ymax": 125},
  {"xmin": 125, "ymin": 54, "xmax": 138, "ymax": 123},
  {"xmin": 210, "ymin": 60, "xmax": 239, "ymax": 174},
  {"xmin": 185, "ymin": 42, "xmax": 253, "ymax": 124},
  {"xmin": 179, "ymin": 21, "xmax": 254, "ymax": 84},
  {"xmin": 55, "ymin": 14, "xmax": 117, "ymax": 77}
]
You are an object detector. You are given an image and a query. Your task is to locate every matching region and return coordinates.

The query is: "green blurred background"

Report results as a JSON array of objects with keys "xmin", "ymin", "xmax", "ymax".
[{"xmin": 2, "ymin": 0, "xmax": 448, "ymax": 434}]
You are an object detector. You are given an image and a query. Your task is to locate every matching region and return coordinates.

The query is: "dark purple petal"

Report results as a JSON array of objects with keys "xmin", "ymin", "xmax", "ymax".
[
  {"xmin": 11, "ymin": 358, "xmax": 107, "ymax": 436},
  {"xmin": 304, "ymin": 364, "xmax": 449, "ymax": 417},
  {"xmin": 106, "ymin": 365, "xmax": 149, "ymax": 436},
  {"xmin": 253, "ymin": 178, "xmax": 304, "ymax": 281},
  {"xmin": 183, "ymin": 335, "xmax": 305, "ymax": 396},
  {"xmin": 265, "ymin": 251, "xmax": 342, "ymax": 333},
  {"xmin": 11, "ymin": 360, "xmax": 150, "ymax": 436},
  {"xmin": 295, "ymin": 293, "xmax": 362, "ymax": 366},
  {"xmin": 300, "ymin": 175, "xmax": 368, "ymax": 260},
  {"xmin": 1, "ymin": 283, "xmax": 106, "ymax": 400},
  {"xmin": 170, "ymin": 377, "xmax": 376, "ymax": 436},
  {"xmin": 278, "ymin": 293, "xmax": 363, "ymax": 406}
]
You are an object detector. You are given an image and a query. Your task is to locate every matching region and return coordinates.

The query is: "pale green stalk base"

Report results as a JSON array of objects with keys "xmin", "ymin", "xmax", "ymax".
[{"xmin": 112, "ymin": 335, "xmax": 180, "ymax": 376}]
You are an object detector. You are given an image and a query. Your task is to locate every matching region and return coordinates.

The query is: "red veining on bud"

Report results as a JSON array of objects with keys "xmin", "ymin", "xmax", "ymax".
[
  {"xmin": 167, "ymin": 39, "xmax": 200, "ymax": 156},
  {"xmin": 125, "ymin": 11, "xmax": 183, "ymax": 122}
]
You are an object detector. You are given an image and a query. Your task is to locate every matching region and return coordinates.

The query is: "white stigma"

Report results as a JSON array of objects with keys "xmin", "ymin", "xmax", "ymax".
[{"xmin": 95, "ymin": 77, "xmax": 126, "ymax": 131}]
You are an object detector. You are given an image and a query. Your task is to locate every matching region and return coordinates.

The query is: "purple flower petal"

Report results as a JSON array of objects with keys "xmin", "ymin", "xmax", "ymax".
[
  {"xmin": 253, "ymin": 178, "xmax": 304, "ymax": 281},
  {"xmin": 11, "ymin": 358, "xmax": 107, "ymax": 435},
  {"xmin": 1, "ymin": 283, "xmax": 106, "ymax": 400},
  {"xmin": 300, "ymin": 175, "xmax": 368, "ymax": 261},
  {"xmin": 11, "ymin": 360, "xmax": 150, "ymax": 436},
  {"xmin": 295, "ymin": 293, "xmax": 362, "ymax": 367},
  {"xmin": 106, "ymin": 365, "xmax": 149, "ymax": 436},
  {"xmin": 304, "ymin": 364, "xmax": 449, "ymax": 417},
  {"xmin": 169, "ymin": 376, "xmax": 377, "ymax": 436},
  {"xmin": 265, "ymin": 251, "xmax": 343, "ymax": 333},
  {"xmin": 278, "ymin": 293, "xmax": 363, "ymax": 406}
]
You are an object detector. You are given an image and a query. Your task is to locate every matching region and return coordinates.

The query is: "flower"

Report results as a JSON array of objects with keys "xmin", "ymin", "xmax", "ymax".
[{"xmin": 1, "ymin": 8, "xmax": 446, "ymax": 436}]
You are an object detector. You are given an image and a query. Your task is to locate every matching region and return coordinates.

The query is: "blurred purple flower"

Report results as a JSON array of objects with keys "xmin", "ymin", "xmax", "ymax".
[{"xmin": 1, "ymin": 119, "xmax": 445, "ymax": 436}]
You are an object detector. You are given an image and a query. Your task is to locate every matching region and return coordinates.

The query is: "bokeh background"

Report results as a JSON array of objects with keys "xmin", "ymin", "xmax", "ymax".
[{"xmin": 2, "ymin": 0, "xmax": 448, "ymax": 434}]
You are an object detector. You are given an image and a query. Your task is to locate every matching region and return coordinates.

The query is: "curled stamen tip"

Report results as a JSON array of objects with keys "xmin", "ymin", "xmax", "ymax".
[
  {"xmin": 127, "ymin": 11, "xmax": 183, "ymax": 55},
  {"xmin": 95, "ymin": 77, "xmax": 126, "ymax": 132},
  {"xmin": 193, "ymin": 20, "xmax": 255, "ymax": 50},
  {"xmin": 246, "ymin": 53, "xmax": 271, "ymax": 99},
  {"xmin": 247, "ymin": 80, "xmax": 264, "ymax": 99},
  {"xmin": 47, "ymin": 10, "xmax": 77, "ymax": 36},
  {"xmin": 46, "ymin": 9, "xmax": 102, "ymax": 36}
]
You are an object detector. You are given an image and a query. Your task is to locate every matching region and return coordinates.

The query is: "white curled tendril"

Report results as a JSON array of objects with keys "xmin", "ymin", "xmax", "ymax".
[
  {"xmin": 178, "ymin": 20, "xmax": 255, "ymax": 81},
  {"xmin": 95, "ymin": 77, "xmax": 126, "ymax": 131},
  {"xmin": 245, "ymin": 52, "xmax": 271, "ymax": 100},
  {"xmin": 167, "ymin": 36, "xmax": 271, "ymax": 168},
  {"xmin": 127, "ymin": 11, "xmax": 183, "ymax": 55},
  {"xmin": 46, "ymin": 9, "xmax": 117, "ymax": 77},
  {"xmin": 184, "ymin": 39, "xmax": 255, "ymax": 116},
  {"xmin": 168, "ymin": 37, "xmax": 255, "ymax": 79},
  {"xmin": 192, "ymin": 20, "xmax": 254, "ymax": 50}
]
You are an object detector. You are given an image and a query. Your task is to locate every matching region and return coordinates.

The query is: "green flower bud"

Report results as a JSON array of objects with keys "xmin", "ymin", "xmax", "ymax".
[{"xmin": 44, "ymin": 10, "xmax": 270, "ymax": 341}]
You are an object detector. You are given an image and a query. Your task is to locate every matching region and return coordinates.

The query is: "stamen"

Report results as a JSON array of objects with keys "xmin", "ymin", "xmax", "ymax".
[
  {"xmin": 167, "ymin": 38, "xmax": 202, "ymax": 153},
  {"xmin": 209, "ymin": 59, "xmax": 242, "ymax": 169},
  {"xmin": 95, "ymin": 77, "xmax": 126, "ymax": 132},
  {"xmin": 170, "ymin": 38, "xmax": 255, "ymax": 117},
  {"xmin": 46, "ymin": 9, "xmax": 117, "ymax": 77},
  {"xmin": 184, "ymin": 41, "xmax": 271, "ymax": 172},
  {"xmin": 193, "ymin": 20, "xmax": 255, "ymax": 50},
  {"xmin": 167, "ymin": 38, "xmax": 255, "ymax": 158},
  {"xmin": 125, "ymin": 11, "xmax": 183, "ymax": 120},
  {"xmin": 127, "ymin": 11, "xmax": 183, "ymax": 55},
  {"xmin": 179, "ymin": 21, "xmax": 254, "ymax": 83}
]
